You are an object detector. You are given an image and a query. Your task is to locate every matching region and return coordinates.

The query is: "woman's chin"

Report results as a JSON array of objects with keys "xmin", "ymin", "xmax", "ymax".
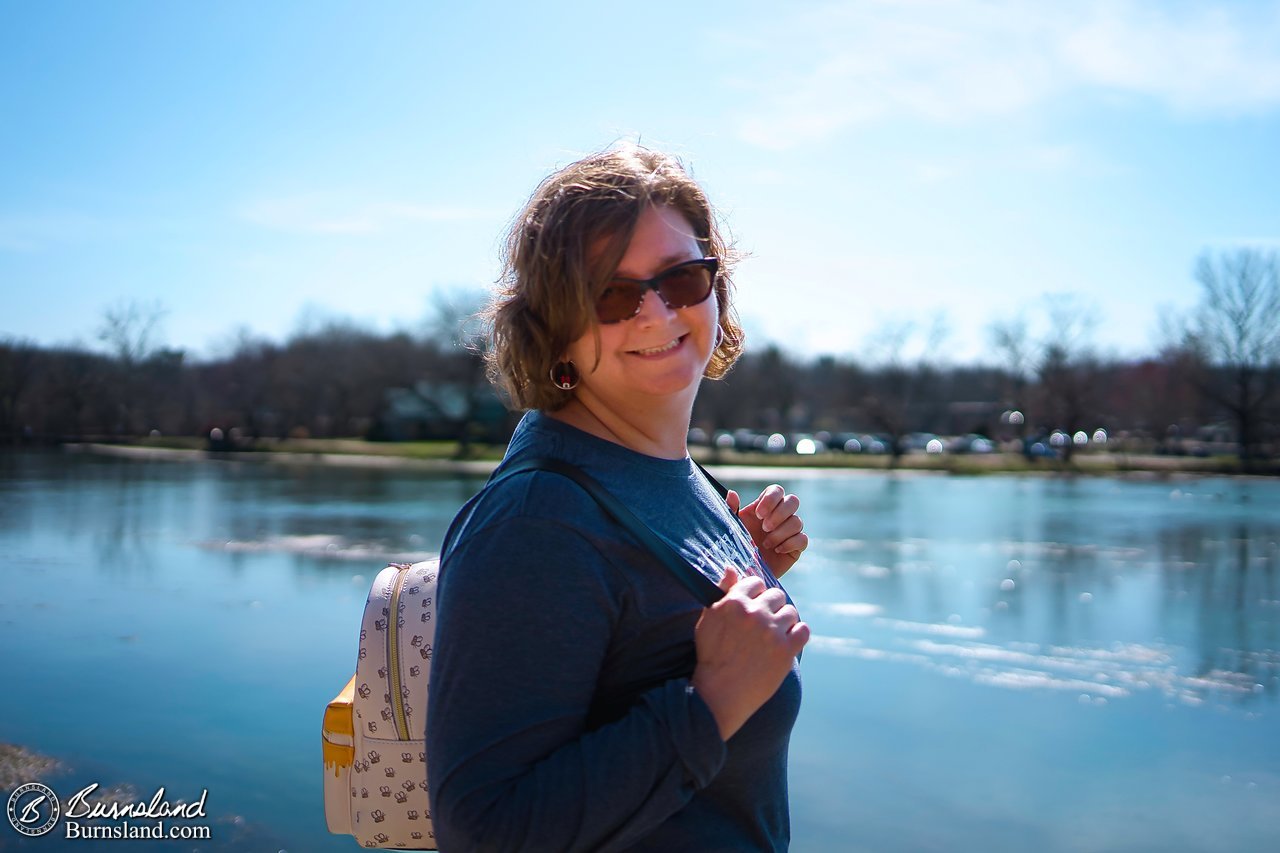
[{"xmin": 635, "ymin": 368, "xmax": 706, "ymax": 401}]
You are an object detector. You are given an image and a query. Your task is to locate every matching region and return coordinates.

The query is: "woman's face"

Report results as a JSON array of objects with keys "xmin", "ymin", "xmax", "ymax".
[{"xmin": 564, "ymin": 204, "xmax": 718, "ymax": 410}]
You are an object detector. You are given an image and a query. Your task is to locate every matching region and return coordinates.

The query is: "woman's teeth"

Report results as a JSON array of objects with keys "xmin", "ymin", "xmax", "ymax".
[{"xmin": 633, "ymin": 337, "xmax": 681, "ymax": 355}]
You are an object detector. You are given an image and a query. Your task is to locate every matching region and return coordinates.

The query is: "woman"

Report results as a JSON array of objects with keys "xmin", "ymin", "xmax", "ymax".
[{"xmin": 426, "ymin": 144, "xmax": 810, "ymax": 852}]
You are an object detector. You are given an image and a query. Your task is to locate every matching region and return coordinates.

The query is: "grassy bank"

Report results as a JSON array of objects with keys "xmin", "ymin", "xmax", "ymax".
[{"xmin": 103, "ymin": 435, "xmax": 1279, "ymax": 477}]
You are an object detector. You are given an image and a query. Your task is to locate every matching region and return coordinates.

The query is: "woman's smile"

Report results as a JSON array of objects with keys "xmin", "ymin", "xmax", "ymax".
[{"xmin": 628, "ymin": 334, "xmax": 687, "ymax": 358}]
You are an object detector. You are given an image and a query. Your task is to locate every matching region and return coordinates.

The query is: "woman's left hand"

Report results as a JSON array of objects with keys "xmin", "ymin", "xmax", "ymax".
[{"xmin": 726, "ymin": 485, "xmax": 808, "ymax": 578}]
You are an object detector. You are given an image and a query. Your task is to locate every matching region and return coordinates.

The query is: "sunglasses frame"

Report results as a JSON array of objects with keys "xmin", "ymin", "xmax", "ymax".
[{"xmin": 596, "ymin": 257, "xmax": 719, "ymax": 325}]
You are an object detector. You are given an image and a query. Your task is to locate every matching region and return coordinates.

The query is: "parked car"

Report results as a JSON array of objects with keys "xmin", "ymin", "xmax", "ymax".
[
  {"xmin": 1024, "ymin": 436, "xmax": 1060, "ymax": 459},
  {"xmin": 949, "ymin": 434, "xmax": 995, "ymax": 454},
  {"xmin": 790, "ymin": 434, "xmax": 827, "ymax": 455},
  {"xmin": 902, "ymin": 432, "xmax": 944, "ymax": 454}
]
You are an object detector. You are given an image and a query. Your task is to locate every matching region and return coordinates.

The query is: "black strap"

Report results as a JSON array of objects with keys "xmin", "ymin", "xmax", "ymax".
[
  {"xmin": 491, "ymin": 457, "xmax": 724, "ymax": 607},
  {"xmin": 694, "ymin": 461, "xmax": 730, "ymax": 500}
]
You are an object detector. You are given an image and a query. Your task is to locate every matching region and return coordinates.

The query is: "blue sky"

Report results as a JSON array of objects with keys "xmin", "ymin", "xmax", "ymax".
[{"xmin": 2, "ymin": 0, "xmax": 1278, "ymax": 364}]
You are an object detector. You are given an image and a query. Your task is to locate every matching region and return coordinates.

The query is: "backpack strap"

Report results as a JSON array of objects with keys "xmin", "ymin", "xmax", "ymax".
[
  {"xmin": 499, "ymin": 457, "xmax": 724, "ymax": 607},
  {"xmin": 695, "ymin": 460, "xmax": 767, "ymax": 550},
  {"xmin": 443, "ymin": 456, "xmax": 724, "ymax": 607},
  {"xmin": 694, "ymin": 461, "xmax": 730, "ymax": 499}
]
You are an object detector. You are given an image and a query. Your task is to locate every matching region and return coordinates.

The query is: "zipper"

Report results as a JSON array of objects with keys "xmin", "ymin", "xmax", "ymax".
[{"xmin": 387, "ymin": 563, "xmax": 412, "ymax": 741}]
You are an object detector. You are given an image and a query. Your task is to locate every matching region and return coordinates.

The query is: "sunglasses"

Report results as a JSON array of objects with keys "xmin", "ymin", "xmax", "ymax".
[{"xmin": 596, "ymin": 257, "xmax": 718, "ymax": 324}]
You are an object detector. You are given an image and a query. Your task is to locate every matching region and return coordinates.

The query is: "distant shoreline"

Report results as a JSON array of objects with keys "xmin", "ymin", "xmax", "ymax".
[
  {"xmin": 65, "ymin": 442, "xmax": 500, "ymax": 476},
  {"xmin": 58, "ymin": 440, "xmax": 1275, "ymax": 480}
]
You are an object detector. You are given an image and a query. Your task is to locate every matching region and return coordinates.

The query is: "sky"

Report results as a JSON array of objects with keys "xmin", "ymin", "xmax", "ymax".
[{"xmin": 2, "ymin": 0, "xmax": 1279, "ymax": 366}]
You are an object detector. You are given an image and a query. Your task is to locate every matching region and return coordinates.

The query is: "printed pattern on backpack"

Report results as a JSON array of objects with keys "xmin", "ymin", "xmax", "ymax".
[{"xmin": 332, "ymin": 559, "xmax": 439, "ymax": 849}]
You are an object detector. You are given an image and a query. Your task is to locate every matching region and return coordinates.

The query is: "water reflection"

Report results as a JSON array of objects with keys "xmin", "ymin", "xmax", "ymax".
[
  {"xmin": 1156, "ymin": 522, "xmax": 1280, "ymax": 701},
  {"xmin": 775, "ymin": 473, "xmax": 1280, "ymax": 714},
  {"xmin": 0, "ymin": 451, "xmax": 487, "ymax": 580}
]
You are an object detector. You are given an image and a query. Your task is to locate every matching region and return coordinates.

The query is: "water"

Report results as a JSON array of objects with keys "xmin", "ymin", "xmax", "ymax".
[
  {"xmin": 782, "ymin": 473, "xmax": 1279, "ymax": 852},
  {"xmin": 1, "ymin": 452, "xmax": 1277, "ymax": 851}
]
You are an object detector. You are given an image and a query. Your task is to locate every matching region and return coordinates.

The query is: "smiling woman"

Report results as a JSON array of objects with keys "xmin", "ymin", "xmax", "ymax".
[
  {"xmin": 485, "ymin": 145, "xmax": 745, "ymax": 416},
  {"xmin": 558, "ymin": 205, "xmax": 722, "ymax": 449},
  {"xmin": 425, "ymin": 145, "xmax": 811, "ymax": 852}
]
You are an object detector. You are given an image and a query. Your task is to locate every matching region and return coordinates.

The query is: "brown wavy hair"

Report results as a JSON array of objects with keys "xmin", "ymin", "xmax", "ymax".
[{"xmin": 484, "ymin": 144, "xmax": 744, "ymax": 411}]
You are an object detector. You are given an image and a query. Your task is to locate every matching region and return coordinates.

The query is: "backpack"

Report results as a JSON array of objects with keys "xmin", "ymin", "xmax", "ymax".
[
  {"xmin": 321, "ymin": 457, "xmax": 724, "ymax": 849},
  {"xmin": 323, "ymin": 559, "xmax": 440, "ymax": 849}
]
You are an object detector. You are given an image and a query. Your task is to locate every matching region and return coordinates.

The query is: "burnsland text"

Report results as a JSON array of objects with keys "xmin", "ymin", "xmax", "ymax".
[{"xmin": 65, "ymin": 784, "xmax": 208, "ymax": 820}]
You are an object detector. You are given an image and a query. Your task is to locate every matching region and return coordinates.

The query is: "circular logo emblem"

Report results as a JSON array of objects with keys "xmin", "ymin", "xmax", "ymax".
[{"xmin": 7, "ymin": 782, "xmax": 61, "ymax": 837}]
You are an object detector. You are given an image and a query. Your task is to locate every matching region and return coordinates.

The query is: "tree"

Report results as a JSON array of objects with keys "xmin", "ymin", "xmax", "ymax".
[
  {"xmin": 425, "ymin": 288, "xmax": 502, "ymax": 456},
  {"xmin": 1034, "ymin": 295, "xmax": 1104, "ymax": 463},
  {"xmin": 1188, "ymin": 248, "xmax": 1280, "ymax": 462},
  {"xmin": 0, "ymin": 339, "xmax": 38, "ymax": 444},
  {"xmin": 97, "ymin": 299, "xmax": 167, "ymax": 367},
  {"xmin": 987, "ymin": 314, "xmax": 1032, "ymax": 410},
  {"xmin": 860, "ymin": 314, "xmax": 950, "ymax": 463},
  {"xmin": 96, "ymin": 300, "xmax": 170, "ymax": 436}
]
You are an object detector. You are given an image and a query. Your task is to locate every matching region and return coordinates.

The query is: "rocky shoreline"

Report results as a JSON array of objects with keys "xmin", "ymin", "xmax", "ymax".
[{"xmin": 0, "ymin": 742, "xmax": 64, "ymax": 790}]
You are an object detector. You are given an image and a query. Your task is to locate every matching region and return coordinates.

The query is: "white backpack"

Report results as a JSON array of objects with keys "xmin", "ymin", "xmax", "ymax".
[{"xmin": 323, "ymin": 560, "xmax": 440, "ymax": 849}]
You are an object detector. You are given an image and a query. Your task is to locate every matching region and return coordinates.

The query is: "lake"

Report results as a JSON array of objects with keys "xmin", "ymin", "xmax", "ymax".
[{"xmin": 1, "ymin": 451, "xmax": 1277, "ymax": 851}]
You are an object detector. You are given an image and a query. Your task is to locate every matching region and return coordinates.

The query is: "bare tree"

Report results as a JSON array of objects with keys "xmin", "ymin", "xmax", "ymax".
[
  {"xmin": 1188, "ymin": 248, "xmax": 1280, "ymax": 462},
  {"xmin": 987, "ymin": 314, "xmax": 1032, "ymax": 406},
  {"xmin": 861, "ymin": 313, "xmax": 950, "ymax": 463},
  {"xmin": 97, "ymin": 299, "xmax": 167, "ymax": 367},
  {"xmin": 0, "ymin": 338, "xmax": 38, "ymax": 444},
  {"xmin": 1034, "ymin": 295, "xmax": 1101, "ymax": 463},
  {"xmin": 426, "ymin": 288, "xmax": 498, "ymax": 456},
  {"xmin": 1139, "ymin": 306, "xmax": 1216, "ymax": 449},
  {"xmin": 93, "ymin": 300, "xmax": 173, "ymax": 436},
  {"xmin": 213, "ymin": 328, "xmax": 280, "ymax": 439}
]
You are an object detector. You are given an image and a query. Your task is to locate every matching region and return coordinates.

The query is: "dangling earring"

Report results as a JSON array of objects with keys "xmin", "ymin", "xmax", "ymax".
[
  {"xmin": 713, "ymin": 325, "xmax": 725, "ymax": 349},
  {"xmin": 549, "ymin": 360, "xmax": 579, "ymax": 391}
]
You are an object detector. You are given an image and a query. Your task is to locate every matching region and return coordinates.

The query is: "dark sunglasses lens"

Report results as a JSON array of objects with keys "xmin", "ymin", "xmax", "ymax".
[
  {"xmin": 656, "ymin": 263, "xmax": 714, "ymax": 308},
  {"xmin": 595, "ymin": 260, "xmax": 716, "ymax": 323},
  {"xmin": 596, "ymin": 283, "xmax": 644, "ymax": 324}
]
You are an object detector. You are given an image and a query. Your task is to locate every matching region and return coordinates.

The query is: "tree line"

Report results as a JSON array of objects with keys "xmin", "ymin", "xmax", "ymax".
[{"xmin": 1, "ymin": 248, "xmax": 1276, "ymax": 466}]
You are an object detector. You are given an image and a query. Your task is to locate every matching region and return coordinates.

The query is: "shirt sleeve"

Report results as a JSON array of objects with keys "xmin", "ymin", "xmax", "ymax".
[{"xmin": 425, "ymin": 514, "xmax": 727, "ymax": 853}]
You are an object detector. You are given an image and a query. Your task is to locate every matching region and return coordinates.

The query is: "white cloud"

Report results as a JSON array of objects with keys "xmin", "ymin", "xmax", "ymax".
[
  {"xmin": 732, "ymin": 0, "xmax": 1280, "ymax": 148},
  {"xmin": 1062, "ymin": 2, "xmax": 1280, "ymax": 112}
]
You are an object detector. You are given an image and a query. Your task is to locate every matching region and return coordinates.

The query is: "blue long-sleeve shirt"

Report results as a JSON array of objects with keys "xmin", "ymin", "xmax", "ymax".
[{"xmin": 425, "ymin": 411, "xmax": 802, "ymax": 851}]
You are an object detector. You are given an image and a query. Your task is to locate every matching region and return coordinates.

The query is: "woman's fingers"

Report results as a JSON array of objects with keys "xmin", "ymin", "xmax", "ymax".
[
  {"xmin": 732, "ymin": 486, "xmax": 807, "ymax": 570},
  {"xmin": 762, "ymin": 496, "xmax": 795, "ymax": 534},
  {"xmin": 785, "ymin": 618, "xmax": 811, "ymax": 654},
  {"xmin": 752, "ymin": 486, "xmax": 786, "ymax": 531},
  {"xmin": 775, "ymin": 531, "xmax": 809, "ymax": 558},
  {"xmin": 760, "ymin": 515, "xmax": 804, "ymax": 552},
  {"xmin": 763, "ymin": 495, "xmax": 798, "ymax": 532},
  {"xmin": 720, "ymin": 571, "xmax": 798, "ymax": 629},
  {"xmin": 694, "ymin": 568, "xmax": 810, "ymax": 739},
  {"xmin": 757, "ymin": 586, "xmax": 788, "ymax": 614},
  {"xmin": 717, "ymin": 565, "xmax": 740, "ymax": 594}
]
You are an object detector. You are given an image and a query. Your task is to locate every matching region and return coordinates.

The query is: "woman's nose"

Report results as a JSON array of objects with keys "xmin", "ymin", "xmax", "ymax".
[{"xmin": 633, "ymin": 286, "xmax": 678, "ymax": 326}]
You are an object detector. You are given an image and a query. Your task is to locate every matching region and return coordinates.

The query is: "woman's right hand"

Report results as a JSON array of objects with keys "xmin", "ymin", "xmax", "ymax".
[{"xmin": 690, "ymin": 567, "xmax": 809, "ymax": 741}]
